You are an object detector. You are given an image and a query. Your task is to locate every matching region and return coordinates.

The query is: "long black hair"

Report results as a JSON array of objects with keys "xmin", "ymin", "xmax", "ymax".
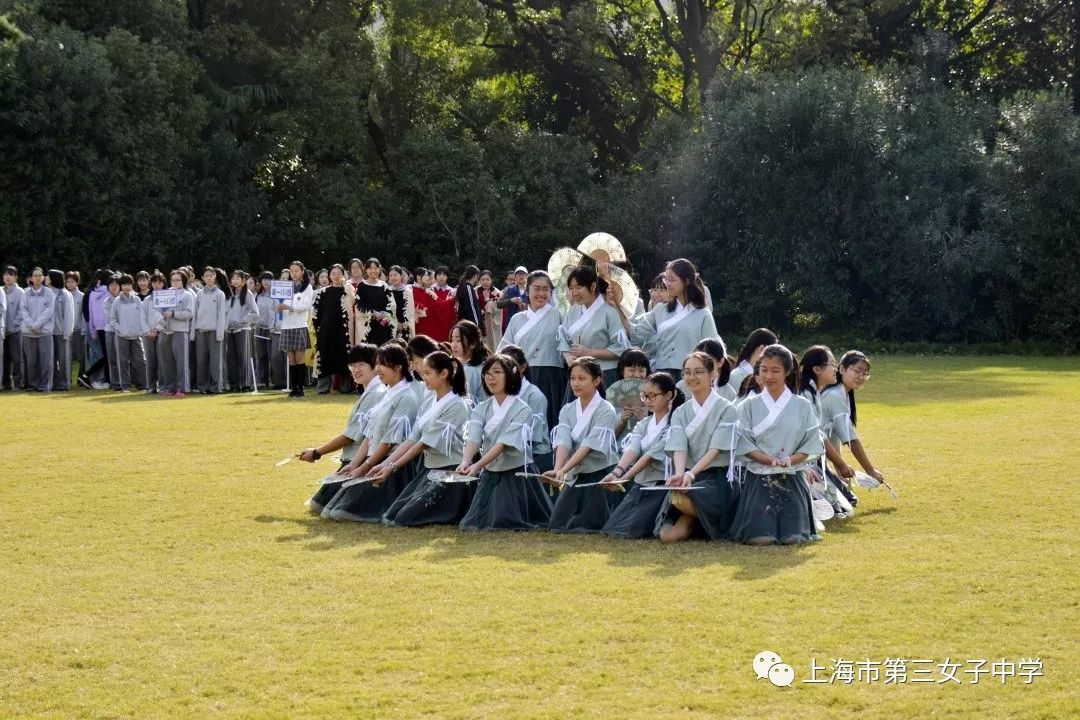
[
  {"xmin": 693, "ymin": 337, "xmax": 731, "ymax": 387},
  {"xmin": 451, "ymin": 320, "xmax": 488, "ymax": 366},
  {"xmin": 664, "ymin": 259, "xmax": 707, "ymax": 311},
  {"xmin": 835, "ymin": 350, "xmax": 870, "ymax": 426},
  {"xmin": 407, "ymin": 334, "xmax": 441, "ymax": 380},
  {"xmin": 425, "ymin": 350, "xmax": 468, "ymax": 397},
  {"xmin": 798, "ymin": 345, "xmax": 833, "ymax": 396},
  {"xmin": 289, "ymin": 260, "xmax": 310, "ymax": 293},
  {"xmin": 458, "ymin": 264, "xmax": 480, "ymax": 287},
  {"xmin": 644, "ymin": 371, "xmax": 686, "ymax": 415},
  {"xmin": 735, "ymin": 328, "xmax": 779, "ymax": 366},
  {"xmin": 230, "ymin": 270, "xmax": 250, "ymax": 306}
]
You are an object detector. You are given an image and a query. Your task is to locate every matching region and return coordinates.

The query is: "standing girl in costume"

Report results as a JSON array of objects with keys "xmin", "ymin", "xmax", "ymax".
[
  {"xmin": 322, "ymin": 344, "xmax": 420, "ymax": 521},
  {"xmin": 477, "ymin": 270, "xmax": 502, "ymax": 351},
  {"xmin": 457, "ymin": 354, "xmax": 552, "ymax": 531},
  {"xmin": 820, "ymin": 350, "xmax": 887, "ymax": 505},
  {"xmin": 158, "ymin": 270, "xmax": 194, "ymax": 397},
  {"xmin": 729, "ymin": 345, "xmax": 823, "ymax": 545},
  {"xmin": 727, "ymin": 328, "xmax": 778, "ymax": 398},
  {"xmin": 545, "ymin": 357, "xmax": 621, "ymax": 534},
  {"xmin": 277, "ymin": 261, "xmax": 314, "ymax": 397},
  {"xmin": 141, "ymin": 271, "xmax": 167, "ymax": 393},
  {"xmin": 193, "ymin": 267, "xmax": 228, "ymax": 394},
  {"xmin": 349, "ymin": 258, "xmax": 396, "ymax": 348},
  {"xmin": 557, "ymin": 265, "xmax": 629, "ymax": 393},
  {"xmin": 622, "ymin": 259, "xmax": 721, "ymax": 381},
  {"xmin": 498, "ymin": 270, "xmax": 565, "ymax": 432},
  {"xmin": 602, "ymin": 372, "xmax": 685, "ymax": 539},
  {"xmin": 498, "ymin": 344, "xmax": 554, "ymax": 473},
  {"xmin": 302, "ymin": 344, "xmax": 385, "ymax": 514},
  {"xmin": 312, "ymin": 264, "xmax": 351, "ymax": 394},
  {"xmin": 449, "ymin": 320, "xmax": 489, "ymax": 404},
  {"xmin": 659, "ymin": 351, "xmax": 741, "ymax": 543},
  {"xmin": 380, "ymin": 351, "xmax": 473, "ymax": 526},
  {"xmin": 224, "ymin": 270, "xmax": 258, "ymax": 392},
  {"xmin": 65, "ymin": 272, "xmax": 85, "ymax": 387},
  {"xmin": 386, "ymin": 265, "xmax": 413, "ymax": 341}
]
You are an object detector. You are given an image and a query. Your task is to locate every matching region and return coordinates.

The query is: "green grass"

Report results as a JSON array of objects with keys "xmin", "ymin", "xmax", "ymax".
[{"xmin": 1, "ymin": 356, "xmax": 1078, "ymax": 719}]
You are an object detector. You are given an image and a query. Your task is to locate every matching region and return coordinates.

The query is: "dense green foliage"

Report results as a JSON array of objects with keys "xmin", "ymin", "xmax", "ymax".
[{"xmin": 1, "ymin": 1, "xmax": 1078, "ymax": 345}]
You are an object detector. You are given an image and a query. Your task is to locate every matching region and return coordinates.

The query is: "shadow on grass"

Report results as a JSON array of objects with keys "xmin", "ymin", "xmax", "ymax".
[{"xmin": 251, "ymin": 509, "xmax": 858, "ymax": 580}]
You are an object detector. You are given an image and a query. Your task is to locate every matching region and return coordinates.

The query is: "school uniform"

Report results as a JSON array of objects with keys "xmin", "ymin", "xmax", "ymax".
[
  {"xmin": 462, "ymin": 362, "xmax": 484, "ymax": 405},
  {"xmin": 548, "ymin": 394, "xmax": 621, "ymax": 533},
  {"xmin": 193, "ymin": 286, "xmax": 227, "ymax": 393},
  {"xmin": 49, "ymin": 286, "xmax": 74, "ymax": 390},
  {"xmin": 225, "ymin": 291, "xmax": 258, "ymax": 391},
  {"xmin": 0, "ymin": 289, "xmax": 5, "ymax": 386},
  {"xmin": 69, "ymin": 287, "xmax": 85, "ymax": 381},
  {"xmin": 602, "ymin": 413, "xmax": 672, "ymax": 539},
  {"xmin": 2, "ymin": 284, "xmax": 24, "ymax": 389},
  {"xmin": 407, "ymin": 379, "xmax": 432, "ymax": 408},
  {"xmin": 109, "ymin": 293, "xmax": 149, "ymax": 390},
  {"xmin": 142, "ymin": 294, "xmax": 163, "ymax": 392},
  {"xmin": 19, "ymin": 285, "xmax": 55, "ymax": 391},
  {"xmin": 102, "ymin": 295, "xmax": 121, "ymax": 389},
  {"xmin": 660, "ymin": 390, "xmax": 741, "ymax": 539},
  {"xmin": 630, "ymin": 302, "xmax": 721, "ymax": 380},
  {"xmin": 498, "ymin": 304, "xmax": 565, "ymax": 431},
  {"xmin": 557, "ymin": 297, "xmax": 629, "ymax": 391},
  {"xmin": 279, "ymin": 284, "xmax": 314, "ymax": 392},
  {"xmin": 253, "ymin": 293, "xmax": 276, "ymax": 388},
  {"xmin": 729, "ymin": 388, "xmax": 824, "ymax": 544},
  {"xmin": 383, "ymin": 392, "xmax": 472, "ymax": 526},
  {"xmin": 157, "ymin": 290, "xmax": 193, "ymax": 394},
  {"xmin": 459, "ymin": 395, "xmax": 552, "ymax": 531},
  {"xmin": 322, "ymin": 379, "xmax": 420, "ymax": 522},
  {"xmin": 817, "ymin": 383, "xmax": 860, "ymax": 510},
  {"xmin": 306, "ymin": 378, "xmax": 388, "ymax": 513}
]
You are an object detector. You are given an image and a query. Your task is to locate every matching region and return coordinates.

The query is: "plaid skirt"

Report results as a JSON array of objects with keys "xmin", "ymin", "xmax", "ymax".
[{"xmin": 279, "ymin": 327, "xmax": 310, "ymax": 351}]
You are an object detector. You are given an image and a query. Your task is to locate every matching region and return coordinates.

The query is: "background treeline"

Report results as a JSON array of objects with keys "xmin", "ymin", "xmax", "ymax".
[{"xmin": 1, "ymin": 0, "xmax": 1078, "ymax": 347}]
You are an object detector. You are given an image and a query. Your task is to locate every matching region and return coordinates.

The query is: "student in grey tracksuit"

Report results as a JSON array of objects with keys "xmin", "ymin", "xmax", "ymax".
[
  {"xmin": 0, "ymin": 285, "xmax": 5, "ymax": 385},
  {"xmin": 142, "ymin": 272, "xmax": 168, "ymax": 393},
  {"xmin": 2, "ymin": 266, "xmax": 24, "ymax": 390},
  {"xmin": 254, "ymin": 273, "xmax": 277, "ymax": 389},
  {"xmin": 109, "ymin": 276, "xmax": 149, "ymax": 391},
  {"xmin": 103, "ymin": 280, "xmax": 122, "ymax": 390},
  {"xmin": 158, "ymin": 270, "xmax": 194, "ymax": 395},
  {"xmin": 47, "ymin": 269, "xmax": 75, "ymax": 391},
  {"xmin": 19, "ymin": 268, "xmax": 55, "ymax": 392},
  {"xmin": 193, "ymin": 270, "xmax": 228, "ymax": 394},
  {"xmin": 225, "ymin": 274, "xmax": 259, "ymax": 391},
  {"xmin": 66, "ymin": 272, "xmax": 86, "ymax": 381}
]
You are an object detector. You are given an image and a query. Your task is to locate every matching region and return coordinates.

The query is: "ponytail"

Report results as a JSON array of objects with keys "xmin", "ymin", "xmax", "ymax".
[
  {"xmin": 646, "ymin": 371, "xmax": 685, "ymax": 414},
  {"xmin": 425, "ymin": 351, "xmax": 468, "ymax": 397}
]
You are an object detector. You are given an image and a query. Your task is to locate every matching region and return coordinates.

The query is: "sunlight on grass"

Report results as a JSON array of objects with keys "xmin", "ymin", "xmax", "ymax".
[{"xmin": 1, "ymin": 356, "xmax": 1077, "ymax": 718}]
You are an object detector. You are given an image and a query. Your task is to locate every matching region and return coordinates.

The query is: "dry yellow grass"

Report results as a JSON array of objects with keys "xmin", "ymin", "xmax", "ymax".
[{"xmin": 1, "ymin": 356, "xmax": 1077, "ymax": 718}]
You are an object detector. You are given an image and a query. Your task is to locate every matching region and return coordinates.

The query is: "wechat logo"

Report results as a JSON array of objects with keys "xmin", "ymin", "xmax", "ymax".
[{"xmin": 753, "ymin": 650, "xmax": 795, "ymax": 687}]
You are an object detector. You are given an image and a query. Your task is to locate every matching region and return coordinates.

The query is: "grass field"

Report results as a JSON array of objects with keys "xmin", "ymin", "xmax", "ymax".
[{"xmin": 1, "ymin": 356, "xmax": 1078, "ymax": 719}]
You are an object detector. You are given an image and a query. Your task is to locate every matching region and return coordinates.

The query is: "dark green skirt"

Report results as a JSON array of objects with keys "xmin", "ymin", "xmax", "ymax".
[
  {"xmin": 548, "ymin": 466, "xmax": 622, "ymax": 534},
  {"xmin": 729, "ymin": 470, "xmax": 819, "ymax": 544},
  {"xmin": 306, "ymin": 461, "xmax": 351, "ymax": 513},
  {"xmin": 660, "ymin": 468, "xmax": 739, "ymax": 540},
  {"xmin": 459, "ymin": 468, "xmax": 552, "ymax": 531},
  {"xmin": 601, "ymin": 482, "xmax": 666, "ymax": 539},
  {"xmin": 322, "ymin": 462, "xmax": 415, "ymax": 523},
  {"xmin": 383, "ymin": 461, "xmax": 474, "ymax": 527}
]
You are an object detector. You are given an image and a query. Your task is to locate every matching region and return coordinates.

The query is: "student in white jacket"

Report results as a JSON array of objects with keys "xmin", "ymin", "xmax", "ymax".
[{"xmin": 277, "ymin": 260, "xmax": 314, "ymax": 397}]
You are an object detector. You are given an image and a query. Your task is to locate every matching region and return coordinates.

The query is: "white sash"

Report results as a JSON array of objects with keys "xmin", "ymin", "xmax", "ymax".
[
  {"xmin": 484, "ymin": 394, "xmax": 515, "ymax": 436},
  {"xmin": 684, "ymin": 391, "xmax": 719, "ymax": 437},
  {"xmin": 564, "ymin": 296, "xmax": 604, "ymax": 338},
  {"xmin": 369, "ymin": 378, "xmax": 409, "ymax": 418},
  {"xmin": 570, "ymin": 392, "xmax": 602, "ymax": 441},
  {"xmin": 416, "ymin": 390, "xmax": 455, "ymax": 431},
  {"xmin": 638, "ymin": 413, "xmax": 669, "ymax": 450},
  {"xmin": 656, "ymin": 301, "xmax": 695, "ymax": 334},
  {"xmin": 513, "ymin": 303, "xmax": 552, "ymax": 339},
  {"xmin": 752, "ymin": 387, "xmax": 792, "ymax": 436}
]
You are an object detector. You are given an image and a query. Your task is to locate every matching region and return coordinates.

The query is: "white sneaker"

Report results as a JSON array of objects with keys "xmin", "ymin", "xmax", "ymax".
[{"xmin": 91, "ymin": 381, "xmax": 109, "ymax": 390}]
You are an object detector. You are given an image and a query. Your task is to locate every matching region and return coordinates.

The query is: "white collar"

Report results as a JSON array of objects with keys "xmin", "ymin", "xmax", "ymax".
[
  {"xmin": 565, "ymin": 295, "xmax": 605, "ymax": 336},
  {"xmin": 484, "ymin": 394, "xmax": 516, "ymax": 435},
  {"xmin": 684, "ymin": 390, "xmax": 719, "ymax": 436},
  {"xmin": 753, "ymin": 387, "xmax": 793, "ymax": 436},
  {"xmin": 570, "ymin": 392, "xmax": 603, "ymax": 441},
  {"xmin": 417, "ymin": 390, "xmax": 456, "ymax": 428},
  {"xmin": 639, "ymin": 412, "xmax": 669, "ymax": 448}
]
